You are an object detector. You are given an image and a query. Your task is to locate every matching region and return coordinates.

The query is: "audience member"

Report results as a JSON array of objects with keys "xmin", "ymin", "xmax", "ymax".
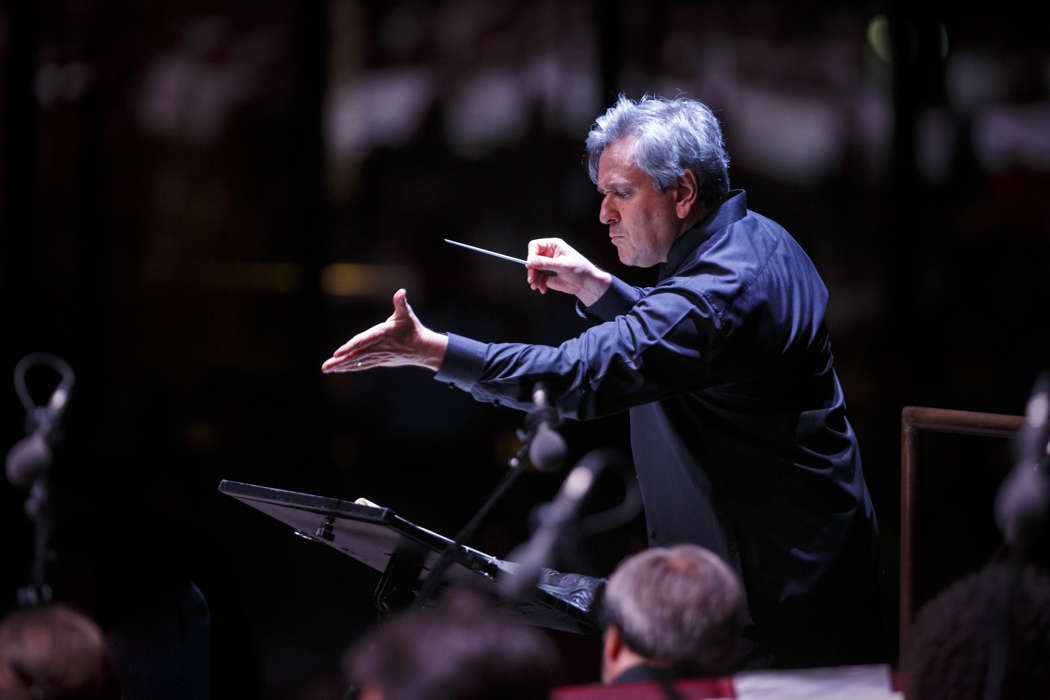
[
  {"xmin": 0, "ymin": 604, "xmax": 119, "ymax": 699},
  {"xmin": 343, "ymin": 588, "xmax": 559, "ymax": 700},
  {"xmin": 905, "ymin": 551, "xmax": 1050, "ymax": 700},
  {"xmin": 600, "ymin": 544, "xmax": 745, "ymax": 684}
]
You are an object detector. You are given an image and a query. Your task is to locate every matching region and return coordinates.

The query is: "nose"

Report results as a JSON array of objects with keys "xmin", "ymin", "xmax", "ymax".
[{"xmin": 600, "ymin": 194, "xmax": 619, "ymax": 225}]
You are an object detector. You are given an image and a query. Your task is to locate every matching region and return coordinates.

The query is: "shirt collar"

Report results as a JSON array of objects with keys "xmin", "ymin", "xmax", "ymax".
[
  {"xmin": 660, "ymin": 189, "xmax": 748, "ymax": 278},
  {"xmin": 612, "ymin": 663, "xmax": 680, "ymax": 685}
]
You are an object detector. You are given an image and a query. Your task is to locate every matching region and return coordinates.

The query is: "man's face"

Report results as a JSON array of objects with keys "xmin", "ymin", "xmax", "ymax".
[{"xmin": 597, "ymin": 138, "xmax": 683, "ymax": 268}]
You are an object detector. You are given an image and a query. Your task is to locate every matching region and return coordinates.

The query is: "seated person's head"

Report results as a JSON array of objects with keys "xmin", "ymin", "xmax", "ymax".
[
  {"xmin": 905, "ymin": 553, "xmax": 1050, "ymax": 700},
  {"xmin": 601, "ymin": 544, "xmax": 745, "ymax": 683},
  {"xmin": 344, "ymin": 588, "xmax": 559, "ymax": 700},
  {"xmin": 0, "ymin": 604, "xmax": 117, "ymax": 699}
]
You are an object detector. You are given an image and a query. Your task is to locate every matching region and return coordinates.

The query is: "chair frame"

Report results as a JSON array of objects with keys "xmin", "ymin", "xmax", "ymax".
[{"xmin": 897, "ymin": 406, "xmax": 1026, "ymax": 663}]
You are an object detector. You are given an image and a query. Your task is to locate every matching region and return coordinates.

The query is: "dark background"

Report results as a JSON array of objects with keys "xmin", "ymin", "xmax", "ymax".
[{"xmin": 2, "ymin": 1, "xmax": 1049, "ymax": 697}]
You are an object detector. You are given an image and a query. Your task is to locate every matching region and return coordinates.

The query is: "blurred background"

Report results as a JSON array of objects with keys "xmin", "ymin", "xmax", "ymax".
[{"xmin": 2, "ymin": 0, "xmax": 1049, "ymax": 697}]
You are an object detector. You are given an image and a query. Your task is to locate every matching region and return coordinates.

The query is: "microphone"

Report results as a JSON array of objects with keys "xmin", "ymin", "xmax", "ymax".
[
  {"xmin": 5, "ymin": 354, "xmax": 75, "ymax": 488},
  {"xmin": 499, "ymin": 448, "xmax": 616, "ymax": 600},
  {"xmin": 510, "ymin": 381, "xmax": 567, "ymax": 472},
  {"xmin": 995, "ymin": 372, "xmax": 1050, "ymax": 551},
  {"xmin": 6, "ymin": 432, "xmax": 55, "ymax": 488}
]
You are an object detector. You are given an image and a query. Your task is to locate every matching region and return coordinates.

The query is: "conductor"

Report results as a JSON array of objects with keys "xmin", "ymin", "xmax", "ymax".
[{"xmin": 323, "ymin": 94, "xmax": 882, "ymax": 670}]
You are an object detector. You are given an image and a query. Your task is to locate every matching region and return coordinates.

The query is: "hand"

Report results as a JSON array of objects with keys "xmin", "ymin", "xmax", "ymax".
[
  {"xmin": 525, "ymin": 238, "xmax": 611, "ymax": 306},
  {"xmin": 321, "ymin": 289, "xmax": 448, "ymax": 373}
]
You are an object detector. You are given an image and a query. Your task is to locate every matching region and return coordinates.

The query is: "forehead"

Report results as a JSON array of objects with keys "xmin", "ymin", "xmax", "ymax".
[{"xmin": 597, "ymin": 138, "xmax": 650, "ymax": 188}]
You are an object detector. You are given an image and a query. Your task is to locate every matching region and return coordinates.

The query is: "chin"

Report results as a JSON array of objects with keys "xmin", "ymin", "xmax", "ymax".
[{"xmin": 620, "ymin": 253, "xmax": 657, "ymax": 268}]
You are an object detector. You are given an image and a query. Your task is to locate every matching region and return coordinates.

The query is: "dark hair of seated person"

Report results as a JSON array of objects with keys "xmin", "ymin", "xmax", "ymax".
[
  {"xmin": 0, "ymin": 603, "xmax": 120, "ymax": 700},
  {"xmin": 905, "ymin": 550, "xmax": 1050, "ymax": 700},
  {"xmin": 344, "ymin": 588, "xmax": 560, "ymax": 700}
]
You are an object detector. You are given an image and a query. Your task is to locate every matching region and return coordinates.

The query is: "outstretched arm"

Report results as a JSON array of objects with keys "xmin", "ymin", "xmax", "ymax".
[{"xmin": 321, "ymin": 289, "xmax": 447, "ymax": 373}]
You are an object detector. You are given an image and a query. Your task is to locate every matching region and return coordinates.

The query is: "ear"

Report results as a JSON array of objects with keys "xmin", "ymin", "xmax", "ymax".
[
  {"xmin": 672, "ymin": 170, "xmax": 700, "ymax": 219},
  {"xmin": 358, "ymin": 684, "xmax": 384, "ymax": 700},
  {"xmin": 601, "ymin": 625, "xmax": 624, "ymax": 683},
  {"xmin": 604, "ymin": 625, "xmax": 623, "ymax": 660}
]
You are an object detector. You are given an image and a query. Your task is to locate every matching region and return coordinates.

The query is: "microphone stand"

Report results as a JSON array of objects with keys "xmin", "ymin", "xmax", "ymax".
[
  {"xmin": 498, "ymin": 448, "xmax": 621, "ymax": 601},
  {"xmin": 19, "ymin": 473, "xmax": 54, "ymax": 606},
  {"xmin": 413, "ymin": 382, "xmax": 565, "ymax": 608}
]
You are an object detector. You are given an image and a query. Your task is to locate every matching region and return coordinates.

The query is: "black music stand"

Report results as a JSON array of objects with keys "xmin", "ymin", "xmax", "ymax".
[{"xmin": 218, "ymin": 480, "xmax": 602, "ymax": 634}]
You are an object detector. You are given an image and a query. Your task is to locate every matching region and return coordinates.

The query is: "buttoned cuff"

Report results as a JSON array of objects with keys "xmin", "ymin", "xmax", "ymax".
[
  {"xmin": 435, "ymin": 332, "xmax": 487, "ymax": 390},
  {"xmin": 574, "ymin": 275, "xmax": 636, "ymax": 322}
]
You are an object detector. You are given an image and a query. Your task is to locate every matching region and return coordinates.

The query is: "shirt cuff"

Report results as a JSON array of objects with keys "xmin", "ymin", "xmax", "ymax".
[
  {"xmin": 574, "ymin": 275, "xmax": 637, "ymax": 322},
  {"xmin": 434, "ymin": 332, "xmax": 487, "ymax": 389}
]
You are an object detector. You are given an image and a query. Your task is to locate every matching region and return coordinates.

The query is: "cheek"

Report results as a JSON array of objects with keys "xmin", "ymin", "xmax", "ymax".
[{"xmin": 622, "ymin": 205, "xmax": 642, "ymax": 235}]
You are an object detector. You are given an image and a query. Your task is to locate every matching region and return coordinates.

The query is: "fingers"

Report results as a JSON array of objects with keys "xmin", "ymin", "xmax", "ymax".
[
  {"xmin": 527, "ymin": 239, "xmax": 551, "ymax": 258},
  {"xmin": 331, "ymin": 324, "xmax": 387, "ymax": 357},
  {"xmin": 322, "ymin": 355, "xmax": 354, "ymax": 373},
  {"xmin": 322, "ymin": 351, "xmax": 379, "ymax": 373},
  {"xmin": 323, "ymin": 335, "xmax": 382, "ymax": 371},
  {"xmin": 322, "ymin": 354, "xmax": 359, "ymax": 372},
  {"xmin": 526, "ymin": 255, "xmax": 557, "ymax": 293},
  {"xmin": 323, "ymin": 348, "xmax": 374, "ymax": 373},
  {"xmin": 525, "ymin": 238, "xmax": 576, "ymax": 293},
  {"xmin": 528, "ymin": 237, "xmax": 570, "ymax": 259}
]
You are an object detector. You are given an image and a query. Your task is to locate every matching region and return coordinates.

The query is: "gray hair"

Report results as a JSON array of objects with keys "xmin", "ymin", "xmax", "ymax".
[
  {"xmin": 586, "ymin": 94, "xmax": 730, "ymax": 210},
  {"xmin": 603, "ymin": 544, "xmax": 745, "ymax": 675}
]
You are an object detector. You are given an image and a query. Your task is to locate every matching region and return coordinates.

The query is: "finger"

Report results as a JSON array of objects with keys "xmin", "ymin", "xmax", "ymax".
[
  {"xmin": 322, "ymin": 356, "xmax": 352, "ymax": 372},
  {"xmin": 526, "ymin": 263, "xmax": 553, "ymax": 288},
  {"xmin": 332, "ymin": 329, "xmax": 380, "ymax": 356},
  {"xmin": 529, "ymin": 238, "xmax": 563, "ymax": 258},
  {"xmin": 526, "ymin": 255, "xmax": 563, "ymax": 277},
  {"xmin": 331, "ymin": 324, "xmax": 389, "ymax": 357},
  {"xmin": 525, "ymin": 263, "xmax": 546, "ymax": 293},
  {"xmin": 323, "ymin": 355, "xmax": 356, "ymax": 372},
  {"xmin": 526, "ymin": 254, "xmax": 554, "ymax": 268},
  {"xmin": 391, "ymin": 288, "xmax": 410, "ymax": 318},
  {"xmin": 325, "ymin": 341, "xmax": 388, "ymax": 370},
  {"xmin": 323, "ymin": 354, "xmax": 370, "ymax": 373}
]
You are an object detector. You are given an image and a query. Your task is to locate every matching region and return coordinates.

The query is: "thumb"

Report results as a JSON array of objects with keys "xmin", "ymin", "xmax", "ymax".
[{"xmin": 392, "ymin": 288, "xmax": 412, "ymax": 318}]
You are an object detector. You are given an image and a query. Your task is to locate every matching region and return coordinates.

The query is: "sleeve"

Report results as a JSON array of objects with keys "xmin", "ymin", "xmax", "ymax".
[
  {"xmin": 435, "ymin": 281, "xmax": 725, "ymax": 421},
  {"xmin": 573, "ymin": 275, "xmax": 649, "ymax": 322}
]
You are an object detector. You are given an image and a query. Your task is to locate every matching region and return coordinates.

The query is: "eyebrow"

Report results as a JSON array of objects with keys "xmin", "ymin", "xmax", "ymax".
[{"xmin": 598, "ymin": 181, "xmax": 632, "ymax": 193}]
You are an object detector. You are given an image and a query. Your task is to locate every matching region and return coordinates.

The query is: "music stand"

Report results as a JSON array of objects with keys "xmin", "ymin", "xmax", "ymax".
[{"xmin": 218, "ymin": 480, "xmax": 602, "ymax": 634}]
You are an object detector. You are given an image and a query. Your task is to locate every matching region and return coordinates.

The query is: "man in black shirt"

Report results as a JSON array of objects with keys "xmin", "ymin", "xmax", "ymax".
[{"xmin": 323, "ymin": 94, "xmax": 882, "ymax": 668}]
